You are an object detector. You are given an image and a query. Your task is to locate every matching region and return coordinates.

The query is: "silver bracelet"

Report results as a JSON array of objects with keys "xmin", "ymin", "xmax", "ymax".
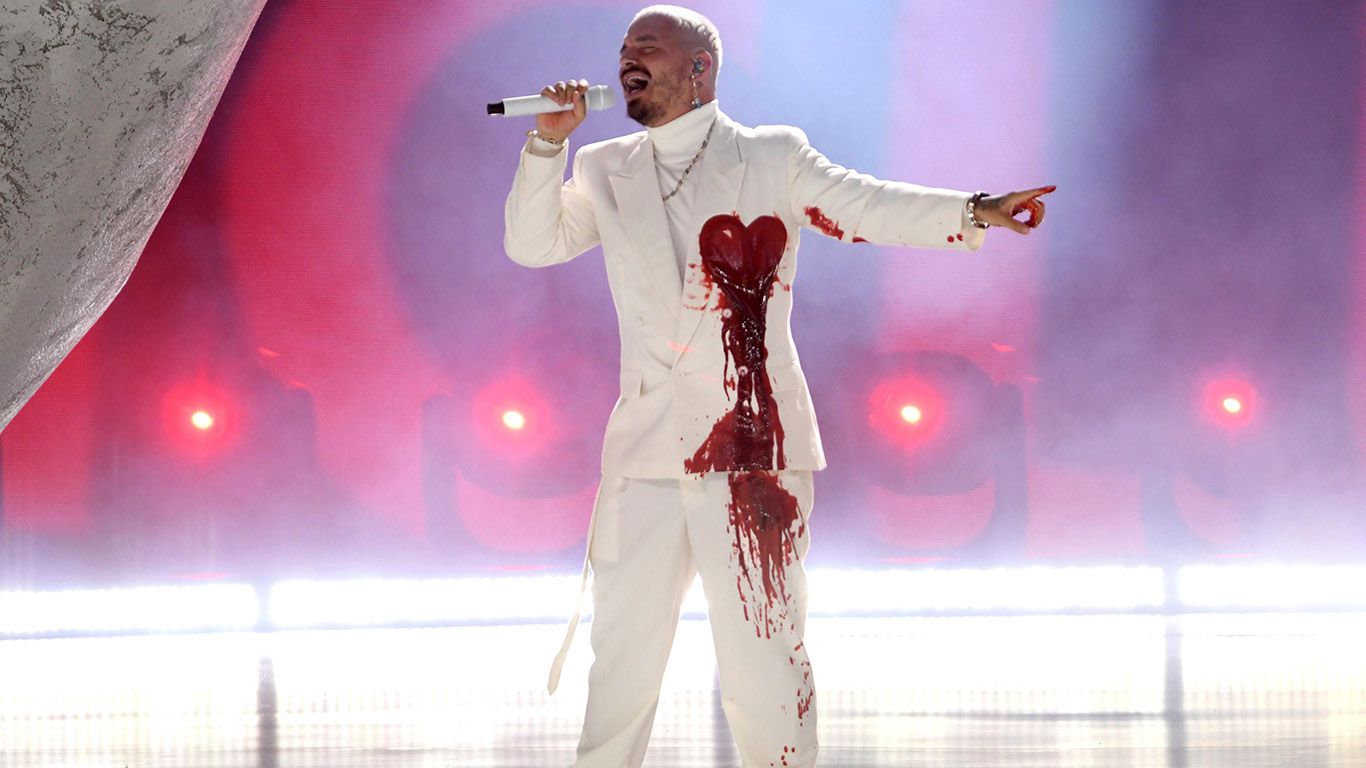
[
  {"xmin": 967, "ymin": 191, "xmax": 990, "ymax": 230},
  {"xmin": 526, "ymin": 129, "xmax": 565, "ymax": 146}
]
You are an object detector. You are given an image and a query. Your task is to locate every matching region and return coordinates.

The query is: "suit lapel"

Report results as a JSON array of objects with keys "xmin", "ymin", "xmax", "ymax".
[
  {"xmin": 610, "ymin": 135, "xmax": 682, "ymax": 316},
  {"xmin": 673, "ymin": 116, "xmax": 746, "ymax": 368}
]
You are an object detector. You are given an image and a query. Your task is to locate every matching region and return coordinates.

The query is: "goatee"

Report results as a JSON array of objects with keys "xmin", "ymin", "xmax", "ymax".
[{"xmin": 628, "ymin": 99, "xmax": 665, "ymax": 126}]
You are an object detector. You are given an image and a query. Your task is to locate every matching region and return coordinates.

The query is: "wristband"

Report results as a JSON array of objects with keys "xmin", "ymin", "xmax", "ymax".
[{"xmin": 526, "ymin": 129, "xmax": 565, "ymax": 146}]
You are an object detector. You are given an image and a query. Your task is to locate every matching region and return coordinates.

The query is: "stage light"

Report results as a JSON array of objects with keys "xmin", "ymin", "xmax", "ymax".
[
  {"xmin": 868, "ymin": 376, "xmax": 945, "ymax": 448},
  {"xmin": 190, "ymin": 409, "xmax": 215, "ymax": 430},
  {"xmin": 269, "ymin": 567, "xmax": 1166, "ymax": 628},
  {"xmin": 809, "ymin": 566, "xmax": 1165, "ymax": 614},
  {"xmin": 501, "ymin": 409, "xmax": 526, "ymax": 431},
  {"xmin": 429, "ymin": 349, "xmax": 607, "ymax": 504},
  {"xmin": 161, "ymin": 381, "xmax": 238, "ymax": 456},
  {"xmin": 15, "ymin": 565, "xmax": 1366, "ymax": 638},
  {"xmin": 269, "ymin": 576, "xmax": 583, "ymax": 628},
  {"xmin": 469, "ymin": 377, "xmax": 550, "ymax": 454},
  {"xmin": 1199, "ymin": 377, "xmax": 1257, "ymax": 429},
  {"xmin": 1179, "ymin": 564, "xmax": 1366, "ymax": 609},
  {"xmin": 850, "ymin": 349, "xmax": 1021, "ymax": 520},
  {"xmin": 0, "ymin": 584, "xmax": 258, "ymax": 636}
]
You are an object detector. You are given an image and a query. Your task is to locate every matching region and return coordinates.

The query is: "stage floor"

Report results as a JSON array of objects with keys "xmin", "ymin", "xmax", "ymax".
[{"xmin": 1, "ymin": 613, "xmax": 1363, "ymax": 767}]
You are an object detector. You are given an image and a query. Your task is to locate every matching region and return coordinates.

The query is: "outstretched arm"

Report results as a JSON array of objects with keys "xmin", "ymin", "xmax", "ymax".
[{"xmin": 786, "ymin": 128, "xmax": 1055, "ymax": 247}]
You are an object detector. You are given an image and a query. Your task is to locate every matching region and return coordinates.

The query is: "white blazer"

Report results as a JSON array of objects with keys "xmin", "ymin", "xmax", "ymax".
[{"xmin": 504, "ymin": 108, "xmax": 985, "ymax": 479}]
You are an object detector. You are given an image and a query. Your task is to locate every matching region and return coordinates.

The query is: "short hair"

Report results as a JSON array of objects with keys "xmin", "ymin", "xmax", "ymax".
[{"xmin": 633, "ymin": 5, "xmax": 723, "ymax": 73}]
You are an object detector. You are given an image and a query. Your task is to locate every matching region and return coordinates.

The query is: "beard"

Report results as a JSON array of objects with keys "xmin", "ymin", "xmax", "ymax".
[{"xmin": 627, "ymin": 70, "xmax": 688, "ymax": 127}]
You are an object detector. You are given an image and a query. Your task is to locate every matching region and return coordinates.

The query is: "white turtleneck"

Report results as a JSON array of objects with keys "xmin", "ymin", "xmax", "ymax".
[{"xmin": 646, "ymin": 100, "xmax": 719, "ymax": 280}]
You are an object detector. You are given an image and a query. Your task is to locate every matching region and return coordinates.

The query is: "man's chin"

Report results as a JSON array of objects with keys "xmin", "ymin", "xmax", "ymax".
[{"xmin": 627, "ymin": 99, "xmax": 664, "ymax": 127}]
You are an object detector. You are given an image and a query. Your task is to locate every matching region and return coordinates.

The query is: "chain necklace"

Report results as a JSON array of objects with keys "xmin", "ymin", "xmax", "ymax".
[{"xmin": 661, "ymin": 119, "xmax": 717, "ymax": 202}]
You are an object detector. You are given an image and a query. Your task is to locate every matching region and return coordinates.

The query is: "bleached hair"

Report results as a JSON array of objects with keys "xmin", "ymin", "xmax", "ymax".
[{"xmin": 633, "ymin": 5, "xmax": 723, "ymax": 73}]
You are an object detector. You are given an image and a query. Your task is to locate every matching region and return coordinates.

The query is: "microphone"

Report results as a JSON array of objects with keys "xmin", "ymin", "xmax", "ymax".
[{"xmin": 487, "ymin": 84, "xmax": 616, "ymax": 117}]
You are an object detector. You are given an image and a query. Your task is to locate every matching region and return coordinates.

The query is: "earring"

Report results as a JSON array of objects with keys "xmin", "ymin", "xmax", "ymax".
[{"xmin": 691, "ymin": 76, "xmax": 702, "ymax": 109}]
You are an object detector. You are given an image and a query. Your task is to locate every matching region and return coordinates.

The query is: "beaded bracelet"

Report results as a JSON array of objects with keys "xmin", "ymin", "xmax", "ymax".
[{"xmin": 967, "ymin": 191, "xmax": 990, "ymax": 230}]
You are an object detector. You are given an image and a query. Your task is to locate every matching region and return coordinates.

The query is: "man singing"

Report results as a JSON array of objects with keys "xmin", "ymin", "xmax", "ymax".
[{"xmin": 503, "ymin": 5, "xmax": 1054, "ymax": 766}]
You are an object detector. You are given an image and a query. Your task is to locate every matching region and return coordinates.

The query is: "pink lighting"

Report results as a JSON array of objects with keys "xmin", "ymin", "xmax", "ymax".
[
  {"xmin": 501, "ymin": 409, "xmax": 526, "ymax": 431},
  {"xmin": 1201, "ymin": 378, "xmax": 1257, "ymax": 429},
  {"xmin": 190, "ymin": 410, "xmax": 216, "ymax": 431},
  {"xmin": 869, "ymin": 376, "xmax": 946, "ymax": 450}
]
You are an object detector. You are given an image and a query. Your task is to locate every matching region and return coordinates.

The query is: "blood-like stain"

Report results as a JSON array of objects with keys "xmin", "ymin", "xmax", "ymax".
[
  {"xmin": 1013, "ymin": 198, "xmax": 1043, "ymax": 227},
  {"xmin": 688, "ymin": 213, "xmax": 807, "ymax": 640},
  {"xmin": 1012, "ymin": 186, "xmax": 1055, "ymax": 228},
  {"xmin": 796, "ymin": 682, "xmax": 814, "ymax": 723},
  {"xmin": 956, "ymin": 233, "xmax": 964, "ymax": 242},
  {"xmin": 686, "ymin": 214, "xmax": 789, "ymax": 474},
  {"xmin": 802, "ymin": 206, "xmax": 845, "ymax": 240},
  {"xmin": 852, "ymin": 236, "xmax": 867, "ymax": 243},
  {"xmin": 728, "ymin": 471, "xmax": 804, "ymax": 638},
  {"xmin": 792, "ymin": 641, "xmax": 814, "ymax": 724}
]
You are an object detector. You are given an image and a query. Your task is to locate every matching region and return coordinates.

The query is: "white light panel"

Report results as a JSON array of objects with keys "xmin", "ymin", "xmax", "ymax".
[
  {"xmin": 0, "ymin": 584, "xmax": 258, "ymax": 635},
  {"xmin": 1179, "ymin": 564, "xmax": 1366, "ymax": 609}
]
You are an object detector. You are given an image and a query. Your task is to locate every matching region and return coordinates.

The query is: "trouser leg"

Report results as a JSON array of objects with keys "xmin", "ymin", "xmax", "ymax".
[
  {"xmin": 574, "ymin": 476, "xmax": 695, "ymax": 768},
  {"xmin": 683, "ymin": 470, "xmax": 818, "ymax": 768}
]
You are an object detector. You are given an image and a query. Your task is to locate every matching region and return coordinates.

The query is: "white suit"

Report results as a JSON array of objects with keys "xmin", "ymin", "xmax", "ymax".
[{"xmin": 505, "ymin": 103, "xmax": 984, "ymax": 767}]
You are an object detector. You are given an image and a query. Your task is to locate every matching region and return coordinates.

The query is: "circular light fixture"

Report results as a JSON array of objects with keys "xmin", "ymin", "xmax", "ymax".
[
  {"xmin": 190, "ymin": 410, "xmax": 216, "ymax": 431},
  {"xmin": 501, "ymin": 409, "xmax": 526, "ymax": 431}
]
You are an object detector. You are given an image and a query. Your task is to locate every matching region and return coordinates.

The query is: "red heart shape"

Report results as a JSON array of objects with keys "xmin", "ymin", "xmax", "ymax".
[{"xmin": 699, "ymin": 213, "xmax": 787, "ymax": 288}]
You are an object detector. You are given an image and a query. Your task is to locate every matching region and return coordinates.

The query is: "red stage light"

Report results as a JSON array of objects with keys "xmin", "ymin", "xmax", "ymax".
[
  {"xmin": 1200, "ymin": 377, "xmax": 1257, "ymax": 429},
  {"xmin": 868, "ymin": 376, "xmax": 946, "ymax": 450},
  {"xmin": 469, "ymin": 376, "xmax": 553, "ymax": 458},
  {"xmin": 161, "ymin": 382, "xmax": 237, "ymax": 458}
]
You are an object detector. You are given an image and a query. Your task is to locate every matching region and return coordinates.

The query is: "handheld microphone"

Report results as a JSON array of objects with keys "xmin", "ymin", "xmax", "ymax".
[{"xmin": 487, "ymin": 85, "xmax": 616, "ymax": 117}]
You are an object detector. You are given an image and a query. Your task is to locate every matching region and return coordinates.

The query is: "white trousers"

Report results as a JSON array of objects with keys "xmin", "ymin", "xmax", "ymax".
[{"xmin": 573, "ymin": 470, "xmax": 818, "ymax": 768}]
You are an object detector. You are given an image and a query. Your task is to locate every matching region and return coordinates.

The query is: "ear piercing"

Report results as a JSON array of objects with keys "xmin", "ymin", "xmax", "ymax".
[{"xmin": 691, "ymin": 60, "xmax": 704, "ymax": 109}]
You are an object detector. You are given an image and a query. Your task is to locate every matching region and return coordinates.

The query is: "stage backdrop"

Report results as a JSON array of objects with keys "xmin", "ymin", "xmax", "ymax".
[{"xmin": 2, "ymin": 0, "xmax": 1363, "ymax": 586}]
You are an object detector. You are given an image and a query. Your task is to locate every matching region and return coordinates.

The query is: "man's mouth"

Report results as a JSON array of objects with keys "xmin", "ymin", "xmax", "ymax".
[{"xmin": 622, "ymin": 70, "xmax": 650, "ymax": 98}]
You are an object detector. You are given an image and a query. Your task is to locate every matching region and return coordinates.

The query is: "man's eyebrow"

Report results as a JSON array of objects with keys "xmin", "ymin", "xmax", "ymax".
[{"xmin": 620, "ymin": 34, "xmax": 659, "ymax": 54}]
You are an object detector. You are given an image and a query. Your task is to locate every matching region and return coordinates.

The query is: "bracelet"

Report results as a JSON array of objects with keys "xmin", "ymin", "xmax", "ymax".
[
  {"xmin": 526, "ymin": 129, "xmax": 565, "ymax": 146},
  {"xmin": 966, "ymin": 191, "xmax": 990, "ymax": 230}
]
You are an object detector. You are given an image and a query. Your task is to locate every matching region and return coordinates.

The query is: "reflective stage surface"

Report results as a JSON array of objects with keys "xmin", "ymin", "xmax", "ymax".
[{"xmin": 1, "ymin": 613, "xmax": 1363, "ymax": 767}]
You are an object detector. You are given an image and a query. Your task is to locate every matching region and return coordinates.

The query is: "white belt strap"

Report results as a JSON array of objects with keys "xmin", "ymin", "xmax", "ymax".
[{"xmin": 547, "ymin": 480, "xmax": 603, "ymax": 694}]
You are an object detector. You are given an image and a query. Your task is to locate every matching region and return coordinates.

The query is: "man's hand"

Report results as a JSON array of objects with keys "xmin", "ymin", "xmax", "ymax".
[
  {"xmin": 973, "ymin": 185, "xmax": 1057, "ymax": 235},
  {"xmin": 535, "ymin": 79, "xmax": 590, "ymax": 143}
]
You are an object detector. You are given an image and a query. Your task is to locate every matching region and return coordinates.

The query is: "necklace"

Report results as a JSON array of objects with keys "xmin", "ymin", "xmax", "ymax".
[{"xmin": 661, "ymin": 119, "xmax": 717, "ymax": 202}]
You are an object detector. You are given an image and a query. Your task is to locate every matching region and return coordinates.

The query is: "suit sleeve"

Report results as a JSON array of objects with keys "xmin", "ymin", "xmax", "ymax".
[
  {"xmin": 503, "ymin": 139, "xmax": 602, "ymax": 267},
  {"xmin": 784, "ymin": 128, "xmax": 985, "ymax": 251}
]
